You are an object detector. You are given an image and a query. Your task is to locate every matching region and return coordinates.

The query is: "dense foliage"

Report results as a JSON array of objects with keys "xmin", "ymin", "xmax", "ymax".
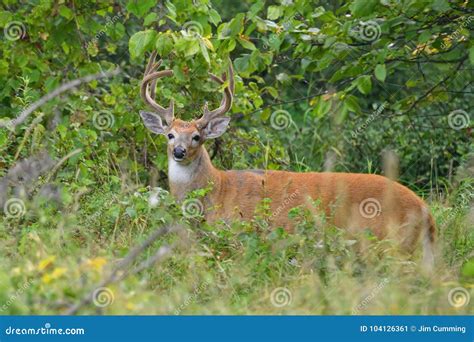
[{"xmin": 0, "ymin": 0, "xmax": 472, "ymax": 315}]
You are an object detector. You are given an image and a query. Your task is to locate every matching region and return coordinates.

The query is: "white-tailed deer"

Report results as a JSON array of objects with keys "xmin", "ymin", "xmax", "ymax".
[{"xmin": 139, "ymin": 52, "xmax": 435, "ymax": 270}]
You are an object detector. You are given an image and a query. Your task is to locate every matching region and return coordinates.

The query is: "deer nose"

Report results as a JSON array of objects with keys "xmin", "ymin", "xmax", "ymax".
[{"xmin": 173, "ymin": 146, "xmax": 186, "ymax": 159}]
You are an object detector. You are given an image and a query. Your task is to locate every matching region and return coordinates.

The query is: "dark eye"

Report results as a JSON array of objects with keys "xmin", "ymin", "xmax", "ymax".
[
  {"xmin": 167, "ymin": 133, "xmax": 174, "ymax": 140},
  {"xmin": 192, "ymin": 135, "xmax": 200, "ymax": 142}
]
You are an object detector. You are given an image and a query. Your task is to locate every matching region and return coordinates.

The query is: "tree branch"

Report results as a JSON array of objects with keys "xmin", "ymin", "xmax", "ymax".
[
  {"xmin": 0, "ymin": 68, "xmax": 120, "ymax": 129},
  {"xmin": 389, "ymin": 57, "xmax": 467, "ymax": 117},
  {"xmin": 65, "ymin": 225, "xmax": 180, "ymax": 315}
]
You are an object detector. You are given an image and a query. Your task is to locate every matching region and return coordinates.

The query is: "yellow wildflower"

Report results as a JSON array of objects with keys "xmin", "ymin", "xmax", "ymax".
[
  {"xmin": 84, "ymin": 257, "xmax": 107, "ymax": 272},
  {"xmin": 41, "ymin": 267, "xmax": 67, "ymax": 284},
  {"xmin": 37, "ymin": 256, "xmax": 56, "ymax": 271}
]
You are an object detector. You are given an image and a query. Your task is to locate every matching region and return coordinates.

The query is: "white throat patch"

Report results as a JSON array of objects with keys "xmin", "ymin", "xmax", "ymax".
[{"xmin": 168, "ymin": 159, "xmax": 196, "ymax": 184}]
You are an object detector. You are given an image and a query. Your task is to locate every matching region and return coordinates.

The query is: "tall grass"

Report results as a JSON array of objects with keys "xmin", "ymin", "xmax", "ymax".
[{"xmin": 0, "ymin": 181, "xmax": 472, "ymax": 315}]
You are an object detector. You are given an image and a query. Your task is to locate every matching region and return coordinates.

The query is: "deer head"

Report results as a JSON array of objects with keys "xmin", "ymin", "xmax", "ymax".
[{"xmin": 139, "ymin": 51, "xmax": 234, "ymax": 164}]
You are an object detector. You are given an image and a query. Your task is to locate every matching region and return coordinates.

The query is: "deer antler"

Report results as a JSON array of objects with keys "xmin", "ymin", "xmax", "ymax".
[
  {"xmin": 196, "ymin": 60, "xmax": 234, "ymax": 129},
  {"xmin": 140, "ymin": 51, "xmax": 174, "ymax": 125}
]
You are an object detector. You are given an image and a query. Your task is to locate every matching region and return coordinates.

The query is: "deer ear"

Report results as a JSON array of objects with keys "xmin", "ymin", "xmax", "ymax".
[
  {"xmin": 139, "ymin": 111, "xmax": 168, "ymax": 134},
  {"xmin": 203, "ymin": 116, "xmax": 230, "ymax": 139}
]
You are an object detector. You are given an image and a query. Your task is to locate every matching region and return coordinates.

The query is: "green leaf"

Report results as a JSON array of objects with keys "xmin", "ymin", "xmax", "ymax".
[
  {"xmin": 199, "ymin": 40, "xmax": 210, "ymax": 64},
  {"xmin": 234, "ymin": 55, "xmax": 251, "ymax": 73},
  {"xmin": 172, "ymin": 65, "xmax": 185, "ymax": 82},
  {"xmin": 0, "ymin": 130, "xmax": 7, "ymax": 146},
  {"xmin": 58, "ymin": 5, "xmax": 74, "ymax": 20},
  {"xmin": 165, "ymin": 0, "xmax": 177, "ymax": 19},
  {"xmin": 267, "ymin": 33, "xmax": 281, "ymax": 51},
  {"xmin": 143, "ymin": 13, "xmax": 158, "ymax": 26},
  {"xmin": 45, "ymin": 76, "xmax": 59, "ymax": 92},
  {"xmin": 313, "ymin": 6, "xmax": 326, "ymax": 18},
  {"xmin": 125, "ymin": 206, "xmax": 137, "ymax": 218},
  {"xmin": 249, "ymin": 1, "xmax": 265, "ymax": 17},
  {"xmin": 406, "ymin": 79, "xmax": 418, "ymax": 88},
  {"xmin": 175, "ymin": 39, "xmax": 200, "ymax": 57},
  {"xmin": 0, "ymin": 11, "xmax": 13, "ymax": 26},
  {"xmin": 356, "ymin": 75, "xmax": 372, "ymax": 95},
  {"xmin": 127, "ymin": 0, "xmax": 156, "ymax": 18},
  {"xmin": 109, "ymin": 23, "xmax": 126, "ymax": 40},
  {"xmin": 315, "ymin": 99, "xmax": 332, "ymax": 117},
  {"xmin": 349, "ymin": 0, "xmax": 378, "ymax": 17},
  {"xmin": 238, "ymin": 38, "xmax": 257, "ymax": 51},
  {"xmin": 61, "ymin": 41, "xmax": 70, "ymax": 54},
  {"xmin": 129, "ymin": 30, "xmax": 157, "ymax": 59},
  {"xmin": 418, "ymin": 30, "xmax": 432, "ymax": 44},
  {"xmin": 344, "ymin": 95, "xmax": 361, "ymax": 114},
  {"xmin": 267, "ymin": 6, "xmax": 282, "ymax": 20},
  {"xmin": 432, "ymin": 0, "xmax": 451, "ymax": 12},
  {"xmin": 220, "ymin": 38, "xmax": 237, "ymax": 52},
  {"xmin": 155, "ymin": 33, "xmax": 173, "ymax": 56},
  {"xmin": 227, "ymin": 13, "xmax": 244, "ymax": 37},
  {"xmin": 266, "ymin": 86, "xmax": 278, "ymax": 98},
  {"xmin": 317, "ymin": 10, "xmax": 337, "ymax": 23},
  {"xmin": 185, "ymin": 40, "xmax": 200, "ymax": 56},
  {"xmin": 209, "ymin": 9, "xmax": 221, "ymax": 26},
  {"xmin": 86, "ymin": 42, "xmax": 99, "ymax": 57},
  {"xmin": 250, "ymin": 50, "xmax": 271, "ymax": 71},
  {"xmin": 374, "ymin": 64, "xmax": 386, "ymax": 82},
  {"xmin": 469, "ymin": 46, "xmax": 474, "ymax": 65}
]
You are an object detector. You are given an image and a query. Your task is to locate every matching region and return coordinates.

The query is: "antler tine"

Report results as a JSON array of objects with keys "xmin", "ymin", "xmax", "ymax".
[
  {"xmin": 196, "ymin": 61, "xmax": 234, "ymax": 128},
  {"xmin": 147, "ymin": 55, "xmax": 162, "ymax": 100},
  {"xmin": 145, "ymin": 51, "xmax": 157, "ymax": 74},
  {"xmin": 140, "ymin": 51, "xmax": 174, "ymax": 125}
]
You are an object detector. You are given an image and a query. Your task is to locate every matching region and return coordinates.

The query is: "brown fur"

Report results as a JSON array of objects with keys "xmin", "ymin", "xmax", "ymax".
[{"xmin": 164, "ymin": 120, "xmax": 435, "ymax": 258}]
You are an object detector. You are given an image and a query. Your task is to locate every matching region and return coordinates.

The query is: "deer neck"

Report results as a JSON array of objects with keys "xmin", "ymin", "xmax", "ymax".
[{"xmin": 168, "ymin": 146, "xmax": 219, "ymax": 201}]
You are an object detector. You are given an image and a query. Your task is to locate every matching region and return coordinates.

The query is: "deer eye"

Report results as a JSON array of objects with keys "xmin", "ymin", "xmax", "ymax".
[
  {"xmin": 192, "ymin": 135, "xmax": 200, "ymax": 142},
  {"xmin": 167, "ymin": 133, "xmax": 174, "ymax": 140}
]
